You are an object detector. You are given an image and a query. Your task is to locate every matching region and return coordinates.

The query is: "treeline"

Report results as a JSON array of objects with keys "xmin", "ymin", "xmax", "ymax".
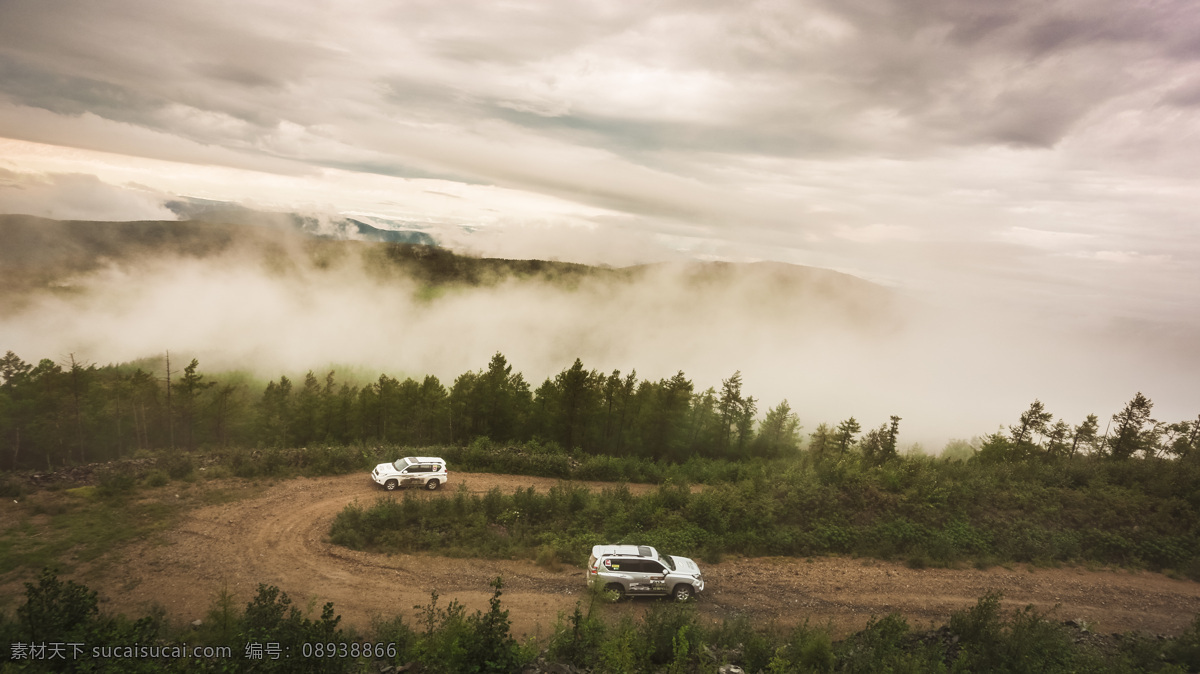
[
  {"xmin": 4, "ymin": 570, "xmax": 1199, "ymax": 673},
  {"xmin": 0, "ymin": 351, "xmax": 803, "ymax": 470},
  {"xmin": 2, "ymin": 349, "xmax": 1199, "ymax": 473},
  {"xmin": 976, "ymin": 396, "xmax": 1200, "ymax": 463}
]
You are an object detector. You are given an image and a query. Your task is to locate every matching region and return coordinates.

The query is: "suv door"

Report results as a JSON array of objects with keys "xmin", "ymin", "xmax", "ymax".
[
  {"xmin": 401, "ymin": 464, "xmax": 427, "ymax": 486},
  {"xmin": 600, "ymin": 556, "xmax": 633, "ymax": 591},
  {"xmin": 625, "ymin": 559, "xmax": 670, "ymax": 595}
]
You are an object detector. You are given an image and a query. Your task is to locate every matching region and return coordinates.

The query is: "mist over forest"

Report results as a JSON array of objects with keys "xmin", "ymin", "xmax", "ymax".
[{"xmin": 0, "ymin": 214, "xmax": 1196, "ymax": 452}]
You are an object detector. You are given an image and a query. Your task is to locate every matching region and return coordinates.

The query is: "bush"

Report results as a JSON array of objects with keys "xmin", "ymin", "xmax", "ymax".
[
  {"xmin": 639, "ymin": 601, "xmax": 698, "ymax": 667},
  {"xmin": 238, "ymin": 584, "xmax": 351, "ymax": 673},
  {"xmin": 96, "ymin": 468, "xmax": 136, "ymax": 497},
  {"xmin": 949, "ymin": 592, "xmax": 1081, "ymax": 672},
  {"xmin": 535, "ymin": 544, "xmax": 562, "ymax": 572},
  {"xmin": 162, "ymin": 454, "xmax": 194, "ymax": 480},
  {"xmin": 549, "ymin": 602, "xmax": 607, "ymax": 669},
  {"xmin": 409, "ymin": 580, "xmax": 530, "ymax": 674},
  {"xmin": 16, "ymin": 568, "xmax": 100, "ymax": 641},
  {"xmin": 0, "ymin": 473, "xmax": 24, "ymax": 499},
  {"xmin": 1167, "ymin": 614, "xmax": 1200, "ymax": 671}
]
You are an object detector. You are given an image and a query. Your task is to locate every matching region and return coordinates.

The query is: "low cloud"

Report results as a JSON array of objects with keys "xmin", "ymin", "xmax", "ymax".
[
  {"xmin": 1, "ymin": 233, "xmax": 1196, "ymax": 452},
  {"xmin": 0, "ymin": 169, "xmax": 175, "ymax": 221}
]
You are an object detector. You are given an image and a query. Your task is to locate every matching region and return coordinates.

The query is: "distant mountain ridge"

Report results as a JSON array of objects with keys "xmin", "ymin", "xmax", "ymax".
[
  {"xmin": 0, "ymin": 214, "xmax": 900, "ymax": 329},
  {"xmin": 164, "ymin": 198, "xmax": 437, "ymax": 246}
]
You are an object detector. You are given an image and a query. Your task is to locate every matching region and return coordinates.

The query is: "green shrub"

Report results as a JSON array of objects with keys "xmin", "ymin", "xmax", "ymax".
[
  {"xmin": 238, "ymin": 584, "xmax": 350, "ymax": 673},
  {"xmin": 95, "ymin": 468, "xmax": 136, "ymax": 497},
  {"xmin": 1166, "ymin": 614, "xmax": 1200, "ymax": 671},
  {"xmin": 768, "ymin": 621, "xmax": 834, "ymax": 673},
  {"xmin": 0, "ymin": 473, "xmax": 24, "ymax": 499},
  {"xmin": 163, "ymin": 454, "xmax": 194, "ymax": 480},
  {"xmin": 949, "ymin": 592, "xmax": 1081, "ymax": 673},
  {"xmin": 535, "ymin": 544, "xmax": 562, "ymax": 572},
  {"xmin": 409, "ymin": 580, "xmax": 530, "ymax": 674},
  {"xmin": 638, "ymin": 602, "xmax": 698, "ymax": 667},
  {"xmin": 549, "ymin": 602, "xmax": 607, "ymax": 669}
]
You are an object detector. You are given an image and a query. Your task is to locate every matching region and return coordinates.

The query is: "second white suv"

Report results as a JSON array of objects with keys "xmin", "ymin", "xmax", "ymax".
[
  {"xmin": 371, "ymin": 456, "xmax": 448, "ymax": 491},
  {"xmin": 587, "ymin": 544, "xmax": 704, "ymax": 601}
]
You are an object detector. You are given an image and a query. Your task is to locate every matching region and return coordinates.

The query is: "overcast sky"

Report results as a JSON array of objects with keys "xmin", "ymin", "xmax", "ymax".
[{"xmin": 1, "ymin": 0, "xmax": 1198, "ymax": 442}]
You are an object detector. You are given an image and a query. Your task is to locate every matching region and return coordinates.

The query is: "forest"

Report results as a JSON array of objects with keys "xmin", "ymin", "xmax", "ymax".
[
  {"xmin": 0, "ymin": 350, "xmax": 804, "ymax": 470},
  {"xmin": 2, "ymin": 349, "xmax": 1197, "ymax": 472}
]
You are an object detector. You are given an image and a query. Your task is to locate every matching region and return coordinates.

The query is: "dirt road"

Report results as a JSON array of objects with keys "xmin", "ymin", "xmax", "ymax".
[{"xmin": 59, "ymin": 473, "xmax": 1200, "ymax": 637}]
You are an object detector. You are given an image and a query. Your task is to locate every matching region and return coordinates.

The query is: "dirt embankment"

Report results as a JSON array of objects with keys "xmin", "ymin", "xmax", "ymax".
[{"xmin": 11, "ymin": 472, "xmax": 1200, "ymax": 638}]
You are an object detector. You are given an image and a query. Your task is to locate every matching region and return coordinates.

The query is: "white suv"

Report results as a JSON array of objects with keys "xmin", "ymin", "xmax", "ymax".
[
  {"xmin": 587, "ymin": 544, "xmax": 704, "ymax": 601},
  {"xmin": 371, "ymin": 456, "xmax": 448, "ymax": 491}
]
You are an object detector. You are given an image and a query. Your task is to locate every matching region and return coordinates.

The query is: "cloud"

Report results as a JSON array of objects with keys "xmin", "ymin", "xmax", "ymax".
[
  {"xmin": 4, "ymin": 0, "xmax": 1195, "ymax": 170},
  {"xmin": 0, "ymin": 169, "xmax": 175, "ymax": 221},
  {"xmin": 0, "ymin": 235, "xmax": 1195, "ymax": 453},
  {"xmin": 0, "ymin": 0, "xmax": 1197, "ymax": 411}
]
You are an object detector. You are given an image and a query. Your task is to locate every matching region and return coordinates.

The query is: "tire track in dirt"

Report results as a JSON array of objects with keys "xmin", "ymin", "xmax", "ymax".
[{"xmin": 66, "ymin": 473, "xmax": 1200, "ymax": 637}]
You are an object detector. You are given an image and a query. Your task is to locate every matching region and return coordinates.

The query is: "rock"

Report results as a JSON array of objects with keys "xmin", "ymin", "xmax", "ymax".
[{"xmin": 191, "ymin": 619, "xmax": 203, "ymax": 628}]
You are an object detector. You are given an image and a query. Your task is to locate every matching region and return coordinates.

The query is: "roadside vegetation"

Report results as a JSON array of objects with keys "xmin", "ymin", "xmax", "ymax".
[
  {"xmin": 2, "ymin": 569, "xmax": 1198, "ymax": 673},
  {"xmin": 330, "ymin": 450, "xmax": 1200, "ymax": 578}
]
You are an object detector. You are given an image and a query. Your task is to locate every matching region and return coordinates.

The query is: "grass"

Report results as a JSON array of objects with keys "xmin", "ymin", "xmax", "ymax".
[
  {"xmin": 0, "ymin": 477, "xmax": 260, "ymax": 582},
  {"xmin": 0, "ymin": 490, "xmax": 179, "ymax": 576}
]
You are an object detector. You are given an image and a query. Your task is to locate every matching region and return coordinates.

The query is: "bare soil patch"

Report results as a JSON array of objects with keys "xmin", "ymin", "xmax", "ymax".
[{"xmin": 7, "ymin": 473, "xmax": 1200, "ymax": 638}]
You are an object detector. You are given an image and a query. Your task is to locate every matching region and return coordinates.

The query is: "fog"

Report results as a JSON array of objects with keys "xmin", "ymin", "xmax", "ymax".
[
  {"xmin": 2, "ymin": 223, "xmax": 1196, "ymax": 453},
  {"xmin": 0, "ymin": 168, "xmax": 176, "ymax": 222}
]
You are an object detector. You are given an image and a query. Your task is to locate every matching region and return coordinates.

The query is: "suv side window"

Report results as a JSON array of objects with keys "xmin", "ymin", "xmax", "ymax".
[
  {"xmin": 624, "ymin": 559, "xmax": 664, "ymax": 574},
  {"xmin": 602, "ymin": 557, "xmax": 630, "ymax": 572},
  {"xmin": 630, "ymin": 560, "xmax": 663, "ymax": 574}
]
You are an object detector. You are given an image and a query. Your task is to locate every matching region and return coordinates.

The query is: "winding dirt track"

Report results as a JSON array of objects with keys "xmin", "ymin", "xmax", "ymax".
[{"xmin": 68, "ymin": 473, "xmax": 1200, "ymax": 637}]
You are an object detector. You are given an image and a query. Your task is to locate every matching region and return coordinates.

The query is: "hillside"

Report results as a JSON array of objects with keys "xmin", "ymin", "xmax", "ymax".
[{"xmin": 0, "ymin": 214, "xmax": 898, "ymax": 314}]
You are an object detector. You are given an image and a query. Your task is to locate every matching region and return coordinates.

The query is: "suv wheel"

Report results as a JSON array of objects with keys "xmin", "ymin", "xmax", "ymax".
[
  {"xmin": 425, "ymin": 479, "xmax": 441, "ymax": 491},
  {"xmin": 673, "ymin": 584, "xmax": 693, "ymax": 602},
  {"xmin": 605, "ymin": 583, "xmax": 625, "ymax": 600},
  {"xmin": 384, "ymin": 480, "xmax": 398, "ymax": 491}
]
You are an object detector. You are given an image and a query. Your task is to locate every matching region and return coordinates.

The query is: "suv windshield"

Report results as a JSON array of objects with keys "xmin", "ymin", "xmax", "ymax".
[{"xmin": 663, "ymin": 556, "xmax": 676, "ymax": 571}]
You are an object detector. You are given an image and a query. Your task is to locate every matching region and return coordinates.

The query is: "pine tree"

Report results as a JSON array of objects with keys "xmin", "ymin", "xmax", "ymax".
[
  {"xmin": 1109, "ymin": 393, "xmax": 1153, "ymax": 460},
  {"xmin": 1070, "ymin": 415, "xmax": 1100, "ymax": 458},
  {"xmin": 173, "ymin": 359, "xmax": 215, "ymax": 450},
  {"xmin": 1010, "ymin": 400, "xmax": 1052, "ymax": 456},
  {"xmin": 835, "ymin": 417, "xmax": 861, "ymax": 453},
  {"xmin": 754, "ymin": 399, "xmax": 801, "ymax": 457},
  {"xmin": 809, "ymin": 423, "xmax": 833, "ymax": 456}
]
